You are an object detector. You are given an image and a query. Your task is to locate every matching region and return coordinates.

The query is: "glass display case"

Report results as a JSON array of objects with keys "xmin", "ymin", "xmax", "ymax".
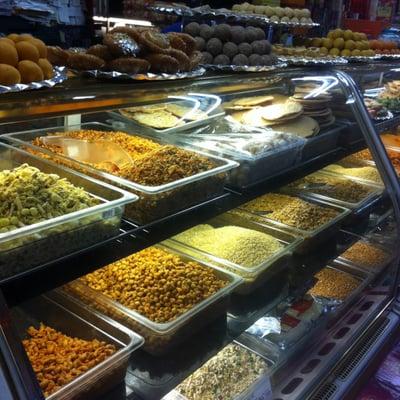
[{"xmin": 0, "ymin": 66, "xmax": 399, "ymax": 400}]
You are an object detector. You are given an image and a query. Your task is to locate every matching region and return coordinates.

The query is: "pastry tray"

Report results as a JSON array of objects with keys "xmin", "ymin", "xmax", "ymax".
[
  {"xmin": 236, "ymin": 194, "xmax": 351, "ymax": 254},
  {"xmin": 3, "ymin": 122, "xmax": 238, "ymax": 224},
  {"xmin": 60, "ymin": 242, "xmax": 241, "ymax": 355},
  {"xmin": 13, "ymin": 291, "xmax": 144, "ymax": 400},
  {"xmin": 278, "ymin": 56, "xmax": 348, "ymax": 66},
  {"xmin": 282, "ymin": 170, "xmax": 384, "ymax": 215},
  {"xmin": 149, "ymin": 3, "xmax": 319, "ymax": 28},
  {"xmin": 76, "ymin": 67, "xmax": 206, "ymax": 81},
  {"xmin": 0, "ymin": 66, "xmax": 66, "ymax": 94},
  {"xmin": 167, "ymin": 212, "xmax": 302, "ymax": 295},
  {"xmin": 0, "ymin": 143, "xmax": 136, "ymax": 280},
  {"xmin": 201, "ymin": 62, "xmax": 288, "ymax": 73}
]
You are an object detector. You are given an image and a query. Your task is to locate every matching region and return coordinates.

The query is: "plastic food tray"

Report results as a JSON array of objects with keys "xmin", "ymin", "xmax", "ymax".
[
  {"xmin": 301, "ymin": 123, "xmax": 345, "ymax": 162},
  {"xmin": 13, "ymin": 291, "xmax": 143, "ymax": 400},
  {"xmin": 236, "ymin": 194, "xmax": 351, "ymax": 254},
  {"xmin": 0, "ymin": 143, "xmax": 136, "ymax": 280},
  {"xmin": 161, "ymin": 341, "xmax": 273, "ymax": 400},
  {"xmin": 3, "ymin": 122, "xmax": 238, "ymax": 224},
  {"xmin": 167, "ymin": 212, "xmax": 301, "ymax": 295},
  {"xmin": 176, "ymin": 135, "xmax": 305, "ymax": 190},
  {"xmin": 282, "ymin": 171, "xmax": 383, "ymax": 215},
  {"xmin": 60, "ymin": 243, "xmax": 241, "ymax": 356},
  {"xmin": 336, "ymin": 231, "xmax": 394, "ymax": 277}
]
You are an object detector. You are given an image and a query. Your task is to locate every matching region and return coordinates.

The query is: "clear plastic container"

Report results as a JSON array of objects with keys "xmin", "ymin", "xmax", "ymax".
[
  {"xmin": 0, "ymin": 143, "xmax": 136, "ymax": 280},
  {"xmin": 174, "ymin": 132, "xmax": 306, "ymax": 189},
  {"xmin": 60, "ymin": 243, "xmax": 241, "ymax": 356},
  {"xmin": 282, "ymin": 170, "xmax": 383, "ymax": 212},
  {"xmin": 12, "ymin": 291, "xmax": 144, "ymax": 400},
  {"xmin": 161, "ymin": 341, "xmax": 273, "ymax": 400},
  {"xmin": 167, "ymin": 212, "xmax": 302, "ymax": 295},
  {"xmin": 3, "ymin": 122, "xmax": 238, "ymax": 224},
  {"xmin": 236, "ymin": 194, "xmax": 351, "ymax": 254}
]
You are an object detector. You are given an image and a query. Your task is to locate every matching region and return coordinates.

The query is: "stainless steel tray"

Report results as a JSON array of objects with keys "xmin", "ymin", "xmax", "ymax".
[
  {"xmin": 201, "ymin": 62, "xmax": 287, "ymax": 72},
  {"xmin": 0, "ymin": 66, "xmax": 66, "ymax": 94}
]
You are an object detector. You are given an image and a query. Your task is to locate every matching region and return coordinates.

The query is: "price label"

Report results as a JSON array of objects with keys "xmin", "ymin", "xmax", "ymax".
[{"xmin": 249, "ymin": 374, "xmax": 273, "ymax": 400}]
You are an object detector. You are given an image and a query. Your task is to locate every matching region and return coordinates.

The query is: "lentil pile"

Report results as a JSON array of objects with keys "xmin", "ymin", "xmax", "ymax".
[
  {"xmin": 288, "ymin": 173, "xmax": 374, "ymax": 203},
  {"xmin": 173, "ymin": 224, "xmax": 283, "ymax": 268},
  {"xmin": 176, "ymin": 343, "xmax": 267, "ymax": 400},
  {"xmin": 240, "ymin": 193, "xmax": 340, "ymax": 231},
  {"xmin": 23, "ymin": 324, "xmax": 116, "ymax": 397},
  {"xmin": 81, "ymin": 247, "xmax": 227, "ymax": 323},
  {"xmin": 341, "ymin": 241, "xmax": 390, "ymax": 270},
  {"xmin": 323, "ymin": 164, "xmax": 382, "ymax": 183},
  {"xmin": 30, "ymin": 129, "xmax": 216, "ymax": 185},
  {"xmin": 307, "ymin": 267, "xmax": 360, "ymax": 300},
  {"xmin": 0, "ymin": 164, "xmax": 98, "ymax": 233},
  {"xmin": 343, "ymin": 149, "xmax": 373, "ymax": 164}
]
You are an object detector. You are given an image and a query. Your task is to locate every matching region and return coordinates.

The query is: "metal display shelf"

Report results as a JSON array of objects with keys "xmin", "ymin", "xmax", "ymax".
[
  {"xmin": 0, "ymin": 68, "xmax": 399, "ymax": 400},
  {"xmin": 375, "ymin": 114, "xmax": 400, "ymax": 133}
]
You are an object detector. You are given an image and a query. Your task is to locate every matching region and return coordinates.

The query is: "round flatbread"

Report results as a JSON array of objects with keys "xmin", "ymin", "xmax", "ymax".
[
  {"xmin": 241, "ymin": 108, "xmax": 270, "ymax": 127},
  {"xmin": 165, "ymin": 103, "xmax": 207, "ymax": 120},
  {"xmin": 261, "ymin": 102, "xmax": 303, "ymax": 121},
  {"xmin": 233, "ymin": 95, "xmax": 274, "ymax": 107},
  {"xmin": 273, "ymin": 116, "xmax": 320, "ymax": 138},
  {"xmin": 131, "ymin": 110, "xmax": 180, "ymax": 129}
]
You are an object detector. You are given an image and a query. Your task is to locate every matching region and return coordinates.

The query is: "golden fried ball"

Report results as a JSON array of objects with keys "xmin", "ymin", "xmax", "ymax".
[
  {"xmin": 0, "ymin": 38, "xmax": 15, "ymax": 47},
  {"xmin": 0, "ymin": 64, "xmax": 21, "ymax": 85},
  {"xmin": 18, "ymin": 60, "xmax": 43, "ymax": 83},
  {"xmin": 28, "ymin": 38, "xmax": 47, "ymax": 58},
  {"xmin": 37, "ymin": 58, "xmax": 53, "ymax": 79},
  {"xmin": 16, "ymin": 41, "xmax": 40, "ymax": 62},
  {"xmin": 0, "ymin": 42, "xmax": 18, "ymax": 66},
  {"xmin": 7, "ymin": 34, "xmax": 19, "ymax": 42},
  {"xmin": 16, "ymin": 33, "xmax": 33, "ymax": 42}
]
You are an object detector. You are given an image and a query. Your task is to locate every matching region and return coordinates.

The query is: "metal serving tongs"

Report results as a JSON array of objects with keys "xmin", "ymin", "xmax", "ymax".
[{"xmin": 40, "ymin": 136, "xmax": 133, "ymax": 168}]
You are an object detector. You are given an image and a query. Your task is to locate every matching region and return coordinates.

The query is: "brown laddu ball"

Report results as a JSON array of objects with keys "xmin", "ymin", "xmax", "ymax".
[
  {"xmin": 16, "ymin": 41, "xmax": 40, "ymax": 62},
  {"xmin": 18, "ymin": 60, "xmax": 44, "ymax": 83},
  {"xmin": 0, "ymin": 42, "xmax": 18, "ymax": 66},
  {"xmin": 0, "ymin": 64, "xmax": 21, "ymax": 85}
]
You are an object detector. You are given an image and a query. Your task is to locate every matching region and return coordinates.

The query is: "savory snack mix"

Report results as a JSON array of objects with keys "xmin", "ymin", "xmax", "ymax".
[{"xmin": 23, "ymin": 324, "xmax": 116, "ymax": 397}]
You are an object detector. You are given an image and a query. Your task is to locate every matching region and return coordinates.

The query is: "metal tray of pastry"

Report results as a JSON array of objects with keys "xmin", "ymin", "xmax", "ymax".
[
  {"xmin": 282, "ymin": 171, "xmax": 384, "ymax": 215},
  {"xmin": 236, "ymin": 194, "xmax": 351, "ymax": 254},
  {"xmin": 344, "ymin": 55, "xmax": 382, "ymax": 63},
  {"xmin": 76, "ymin": 67, "xmax": 206, "ymax": 81},
  {"xmin": 0, "ymin": 66, "xmax": 66, "ymax": 94},
  {"xmin": 149, "ymin": 3, "xmax": 319, "ymax": 27},
  {"xmin": 60, "ymin": 243, "xmax": 241, "ymax": 355},
  {"xmin": 278, "ymin": 56, "xmax": 348, "ymax": 66},
  {"xmin": 13, "ymin": 291, "xmax": 144, "ymax": 400},
  {"xmin": 109, "ymin": 94, "xmax": 224, "ymax": 135},
  {"xmin": 201, "ymin": 62, "xmax": 287, "ymax": 73}
]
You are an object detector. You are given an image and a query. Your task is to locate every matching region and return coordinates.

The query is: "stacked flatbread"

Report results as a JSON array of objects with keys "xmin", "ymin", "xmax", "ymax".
[{"xmin": 291, "ymin": 85, "xmax": 335, "ymax": 129}]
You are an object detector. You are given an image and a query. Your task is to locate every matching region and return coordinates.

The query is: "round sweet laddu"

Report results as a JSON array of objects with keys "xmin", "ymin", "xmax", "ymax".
[
  {"xmin": 206, "ymin": 38, "xmax": 223, "ymax": 56},
  {"xmin": 214, "ymin": 24, "xmax": 232, "ymax": 42},
  {"xmin": 0, "ymin": 42, "xmax": 18, "ymax": 66},
  {"xmin": 201, "ymin": 51, "xmax": 213, "ymax": 64},
  {"xmin": 0, "ymin": 38, "xmax": 15, "ymax": 48},
  {"xmin": 199, "ymin": 24, "xmax": 214, "ymax": 40},
  {"xmin": 16, "ymin": 41, "xmax": 40, "ymax": 62},
  {"xmin": 223, "ymin": 42, "xmax": 238, "ymax": 58},
  {"xmin": 245, "ymin": 26, "xmax": 257, "ymax": 43},
  {"xmin": 184, "ymin": 22, "xmax": 200, "ymax": 37},
  {"xmin": 238, "ymin": 42, "xmax": 252, "ymax": 56},
  {"xmin": 194, "ymin": 36, "xmax": 206, "ymax": 51},
  {"xmin": 0, "ymin": 63, "xmax": 21, "ymax": 85},
  {"xmin": 28, "ymin": 38, "xmax": 47, "ymax": 58},
  {"xmin": 18, "ymin": 60, "xmax": 43, "ymax": 83},
  {"xmin": 7, "ymin": 33, "xmax": 19, "ymax": 42},
  {"xmin": 232, "ymin": 53, "xmax": 249, "ymax": 66},
  {"xmin": 249, "ymin": 53, "xmax": 262, "ymax": 65},
  {"xmin": 231, "ymin": 26, "xmax": 246, "ymax": 44},
  {"xmin": 214, "ymin": 54, "xmax": 230, "ymax": 65},
  {"xmin": 37, "ymin": 58, "xmax": 54, "ymax": 79},
  {"xmin": 253, "ymin": 27, "xmax": 266, "ymax": 41}
]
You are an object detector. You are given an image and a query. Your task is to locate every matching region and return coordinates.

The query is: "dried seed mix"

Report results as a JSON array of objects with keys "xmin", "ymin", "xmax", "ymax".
[
  {"xmin": 241, "ymin": 193, "xmax": 340, "ymax": 231},
  {"xmin": 30, "ymin": 130, "xmax": 217, "ymax": 186},
  {"xmin": 341, "ymin": 241, "xmax": 390, "ymax": 270},
  {"xmin": 0, "ymin": 164, "xmax": 98, "ymax": 233},
  {"xmin": 23, "ymin": 324, "xmax": 116, "ymax": 397},
  {"xmin": 81, "ymin": 246, "xmax": 227, "ymax": 323},
  {"xmin": 176, "ymin": 343, "xmax": 267, "ymax": 400},
  {"xmin": 288, "ymin": 174, "xmax": 374, "ymax": 203},
  {"xmin": 173, "ymin": 224, "xmax": 283, "ymax": 268},
  {"xmin": 307, "ymin": 267, "xmax": 360, "ymax": 300},
  {"xmin": 323, "ymin": 164, "xmax": 381, "ymax": 183}
]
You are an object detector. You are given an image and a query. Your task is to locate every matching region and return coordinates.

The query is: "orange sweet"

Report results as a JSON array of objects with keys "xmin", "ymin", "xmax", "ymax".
[
  {"xmin": 0, "ymin": 64, "xmax": 21, "ymax": 85},
  {"xmin": 0, "ymin": 42, "xmax": 18, "ymax": 66},
  {"xmin": 15, "ymin": 41, "xmax": 39, "ymax": 62},
  {"xmin": 37, "ymin": 58, "xmax": 53, "ymax": 79},
  {"xmin": 18, "ymin": 60, "xmax": 43, "ymax": 83}
]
